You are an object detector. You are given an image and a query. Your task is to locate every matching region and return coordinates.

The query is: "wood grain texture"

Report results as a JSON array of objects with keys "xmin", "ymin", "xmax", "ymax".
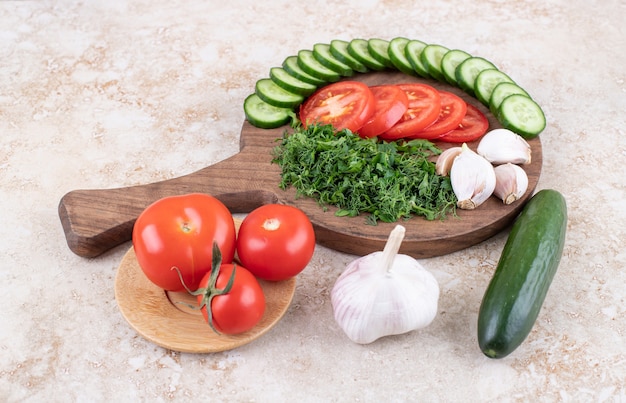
[
  {"xmin": 59, "ymin": 71, "xmax": 542, "ymax": 258},
  {"xmin": 114, "ymin": 246, "xmax": 297, "ymax": 353}
]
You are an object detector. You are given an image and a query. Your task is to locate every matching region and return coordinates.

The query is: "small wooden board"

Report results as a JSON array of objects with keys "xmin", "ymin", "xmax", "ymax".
[{"xmin": 60, "ymin": 71, "xmax": 541, "ymax": 259}]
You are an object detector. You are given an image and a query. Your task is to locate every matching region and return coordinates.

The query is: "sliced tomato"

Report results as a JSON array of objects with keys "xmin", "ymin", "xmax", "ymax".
[
  {"xmin": 379, "ymin": 83, "xmax": 441, "ymax": 140},
  {"xmin": 438, "ymin": 103, "xmax": 489, "ymax": 143},
  {"xmin": 408, "ymin": 91, "xmax": 468, "ymax": 140},
  {"xmin": 357, "ymin": 85, "xmax": 409, "ymax": 138},
  {"xmin": 299, "ymin": 81, "xmax": 376, "ymax": 132}
]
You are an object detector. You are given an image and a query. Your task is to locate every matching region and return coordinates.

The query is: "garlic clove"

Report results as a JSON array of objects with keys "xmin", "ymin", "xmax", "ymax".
[
  {"xmin": 493, "ymin": 163, "xmax": 529, "ymax": 204},
  {"xmin": 435, "ymin": 146, "xmax": 463, "ymax": 176},
  {"xmin": 477, "ymin": 128, "xmax": 532, "ymax": 165},
  {"xmin": 450, "ymin": 143, "xmax": 496, "ymax": 210},
  {"xmin": 330, "ymin": 225, "xmax": 440, "ymax": 344}
]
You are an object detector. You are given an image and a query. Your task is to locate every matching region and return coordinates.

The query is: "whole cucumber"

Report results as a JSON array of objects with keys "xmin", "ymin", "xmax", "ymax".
[{"xmin": 477, "ymin": 189, "xmax": 567, "ymax": 358}]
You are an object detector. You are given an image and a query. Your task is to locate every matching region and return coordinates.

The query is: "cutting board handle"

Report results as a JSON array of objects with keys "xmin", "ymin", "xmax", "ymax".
[{"xmin": 58, "ymin": 155, "xmax": 279, "ymax": 258}]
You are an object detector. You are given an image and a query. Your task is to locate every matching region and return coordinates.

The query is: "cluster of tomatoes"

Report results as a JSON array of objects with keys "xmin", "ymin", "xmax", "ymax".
[
  {"xmin": 299, "ymin": 81, "xmax": 488, "ymax": 143},
  {"xmin": 131, "ymin": 193, "xmax": 316, "ymax": 335}
]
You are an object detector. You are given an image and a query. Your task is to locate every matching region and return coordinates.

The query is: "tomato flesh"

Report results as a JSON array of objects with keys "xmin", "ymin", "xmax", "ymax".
[
  {"xmin": 357, "ymin": 85, "xmax": 408, "ymax": 138},
  {"xmin": 132, "ymin": 193, "xmax": 236, "ymax": 292},
  {"xmin": 408, "ymin": 91, "xmax": 468, "ymax": 140},
  {"xmin": 379, "ymin": 83, "xmax": 441, "ymax": 140},
  {"xmin": 438, "ymin": 103, "xmax": 490, "ymax": 143},
  {"xmin": 299, "ymin": 81, "xmax": 376, "ymax": 132},
  {"xmin": 236, "ymin": 204, "xmax": 316, "ymax": 281}
]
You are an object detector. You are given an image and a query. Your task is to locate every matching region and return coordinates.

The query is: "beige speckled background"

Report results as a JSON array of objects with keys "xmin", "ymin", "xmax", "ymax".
[{"xmin": 1, "ymin": 0, "xmax": 625, "ymax": 401}]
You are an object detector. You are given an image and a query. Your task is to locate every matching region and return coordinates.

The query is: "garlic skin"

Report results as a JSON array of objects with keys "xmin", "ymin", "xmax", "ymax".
[
  {"xmin": 331, "ymin": 225, "xmax": 439, "ymax": 344},
  {"xmin": 493, "ymin": 163, "xmax": 529, "ymax": 204},
  {"xmin": 450, "ymin": 143, "xmax": 496, "ymax": 210},
  {"xmin": 477, "ymin": 128, "xmax": 532, "ymax": 165},
  {"xmin": 435, "ymin": 146, "xmax": 463, "ymax": 176}
]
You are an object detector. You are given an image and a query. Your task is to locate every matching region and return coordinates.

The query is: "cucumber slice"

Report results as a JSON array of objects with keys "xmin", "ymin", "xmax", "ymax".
[
  {"xmin": 367, "ymin": 38, "xmax": 395, "ymax": 69},
  {"xmin": 474, "ymin": 68, "xmax": 515, "ymax": 106},
  {"xmin": 455, "ymin": 56, "xmax": 497, "ymax": 96},
  {"xmin": 489, "ymin": 82, "xmax": 531, "ymax": 115},
  {"xmin": 404, "ymin": 39, "xmax": 430, "ymax": 78},
  {"xmin": 255, "ymin": 78, "xmax": 304, "ymax": 109},
  {"xmin": 388, "ymin": 37, "xmax": 416, "ymax": 76},
  {"xmin": 347, "ymin": 38, "xmax": 386, "ymax": 71},
  {"xmin": 329, "ymin": 39, "xmax": 369, "ymax": 73},
  {"xmin": 297, "ymin": 49, "xmax": 341, "ymax": 82},
  {"xmin": 313, "ymin": 43, "xmax": 353, "ymax": 77},
  {"xmin": 497, "ymin": 94, "xmax": 546, "ymax": 139},
  {"xmin": 269, "ymin": 67, "xmax": 317, "ymax": 97},
  {"xmin": 420, "ymin": 44, "xmax": 449, "ymax": 82},
  {"xmin": 441, "ymin": 49, "xmax": 472, "ymax": 85},
  {"xmin": 282, "ymin": 56, "xmax": 326, "ymax": 86},
  {"xmin": 243, "ymin": 93, "xmax": 293, "ymax": 129}
]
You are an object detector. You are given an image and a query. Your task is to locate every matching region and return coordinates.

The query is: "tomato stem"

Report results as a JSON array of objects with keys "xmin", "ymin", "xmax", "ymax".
[{"xmin": 171, "ymin": 242, "xmax": 236, "ymax": 335}]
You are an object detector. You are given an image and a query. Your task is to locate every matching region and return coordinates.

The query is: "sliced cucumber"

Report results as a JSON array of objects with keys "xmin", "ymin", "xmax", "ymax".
[
  {"xmin": 329, "ymin": 39, "xmax": 369, "ymax": 73},
  {"xmin": 497, "ymin": 94, "xmax": 546, "ymax": 139},
  {"xmin": 313, "ymin": 43, "xmax": 353, "ymax": 77},
  {"xmin": 441, "ymin": 49, "xmax": 472, "ymax": 85},
  {"xmin": 255, "ymin": 78, "xmax": 304, "ymax": 109},
  {"xmin": 455, "ymin": 56, "xmax": 497, "ymax": 96},
  {"xmin": 368, "ymin": 38, "xmax": 395, "ymax": 69},
  {"xmin": 297, "ymin": 49, "xmax": 341, "ymax": 82},
  {"xmin": 404, "ymin": 39, "xmax": 430, "ymax": 78},
  {"xmin": 347, "ymin": 38, "xmax": 386, "ymax": 71},
  {"xmin": 282, "ymin": 55, "xmax": 326, "ymax": 86},
  {"xmin": 474, "ymin": 68, "xmax": 515, "ymax": 106},
  {"xmin": 420, "ymin": 44, "xmax": 449, "ymax": 82},
  {"xmin": 243, "ymin": 93, "xmax": 293, "ymax": 129},
  {"xmin": 387, "ymin": 37, "xmax": 415, "ymax": 76},
  {"xmin": 270, "ymin": 67, "xmax": 317, "ymax": 97},
  {"xmin": 489, "ymin": 81, "xmax": 531, "ymax": 115}
]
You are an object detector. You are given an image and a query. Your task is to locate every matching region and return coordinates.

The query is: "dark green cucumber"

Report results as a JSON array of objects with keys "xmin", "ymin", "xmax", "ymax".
[
  {"xmin": 387, "ymin": 37, "xmax": 415, "ymax": 76},
  {"xmin": 455, "ymin": 56, "xmax": 496, "ymax": 96},
  {"xmin": 347, "ymin": 38, "xmax": 386, "ymax": 71},
  {"xmin": 329, "ymin": 39, "xmax": 369, "ymax": 73},
  {"xmin": 441, "ymin": 49, "xmax": 472, "ymax": 85},
  {"xmin": 420, "ymin": 44, "xmax": 449, "ymax": 82},
  {"xmin": 497, "ymin": 94, "xmax": 546, "ymax": 139},
  {"xmin": 282, "ymin": 55, "xmax": 327, "ymax": 86},
  {"xmin": 255, "ymin": 78, "xmax": 304, "ymax": 109},
  {"xmin": 243, "ymin": 93, "xmax": 293, "ymax": 129},
  {"xmin": 367, "ymin": 38, "xmax": 395, "ymax": 69},
  {"xmin": 404, "ymin": 39, "xmax": 430, "ymax": 78},
  {"xmin": 269, "ymin": 67, "xmax": 318, "ymax": 97},
  {"xmin": 313, "ymin": 43, "xmax": 354, "ymax": 77},
  {"xmin": 477, "ymin": 189, "xmax": 567, "ymax": 359},
  {"xmin": 474, "ymin": 68, "xmax": 515, "ymax": 106}
]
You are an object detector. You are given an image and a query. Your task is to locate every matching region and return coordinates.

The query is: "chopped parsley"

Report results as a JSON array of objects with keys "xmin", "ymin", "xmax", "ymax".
[{"xmin": 272, "ymin": 123, "xmax": 457, "ymax": 225}]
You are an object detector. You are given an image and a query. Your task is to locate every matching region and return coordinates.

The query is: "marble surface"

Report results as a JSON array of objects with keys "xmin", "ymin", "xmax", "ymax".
[{"xmin": 1, "ymin": 0, "xmax": 625, "ymax": 401}]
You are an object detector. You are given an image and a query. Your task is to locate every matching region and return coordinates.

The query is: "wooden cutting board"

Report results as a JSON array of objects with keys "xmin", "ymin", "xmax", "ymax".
[{"xmin": 58, "ymin": 71, "xmax": 542, "ymax": 259}]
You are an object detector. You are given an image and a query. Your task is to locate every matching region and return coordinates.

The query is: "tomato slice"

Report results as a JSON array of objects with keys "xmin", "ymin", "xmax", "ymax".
[
  {"xmin": 408, "ymin": 91, "xmax": 468, "ymax": 140},
  {"xmin": 438, "ymin": 103, "xmax": 489, "ymax": 143},
  {"xmin": 357, "ymin": 85, "xmax": 409, "ymax": 138},
  {"xmin": 299, "ymin": 81, "xmax": 376, "ymax": 132},
  {"xmin": 379, "ymin": 83, "xmax": 441, "ymax": 140}
]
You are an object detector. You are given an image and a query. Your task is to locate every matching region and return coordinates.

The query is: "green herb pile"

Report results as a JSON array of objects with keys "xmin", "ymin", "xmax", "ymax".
[{"xmin": 272, "ymin": 124, "xmax": 457, "ymax": 225}]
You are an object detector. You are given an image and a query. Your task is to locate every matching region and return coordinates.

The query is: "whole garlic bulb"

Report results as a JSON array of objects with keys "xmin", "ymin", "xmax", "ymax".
[
  {"xmin": 331, "ymin": 225, "xmax": 440, "ymax": 344},
  {"xmin": 450, "ymin": 143, "xmax": 496, "ymax": 210}
]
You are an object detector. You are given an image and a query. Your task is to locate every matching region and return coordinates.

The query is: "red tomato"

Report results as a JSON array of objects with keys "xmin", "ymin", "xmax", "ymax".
[
  {"xmin": 299, "ymin": 81, "xmax": 376, "ymax": 132},
  {"xmin": 408, "ymin": 91, "xmax": 468, "ymax": 140},
  {"xmin": 438, "ymin": 103, "xmax": 490, "ymax": 143},
  {"xmin": 236, "ymin": 204, "xmax": 316, "ymax": 281},
  {"xmin": 357, "ymin": 85, "xmax": 408, "ymax": 138},
  {"xmin": 197, "ymin": 261, "xmax": 265, "ymax": 335},
  {"xmin": 132, "ymin": 193, "xmax": 236, "ymax": 292},
  {"xmin": 379, "ymin": 83, "xmax": 441, "ymax": 140}
]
